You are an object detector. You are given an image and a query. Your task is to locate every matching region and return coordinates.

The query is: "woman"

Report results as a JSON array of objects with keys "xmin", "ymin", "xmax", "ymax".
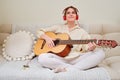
[{"xmin": 36, "ymin": 6, "xmax": 105, "ymax": 73}]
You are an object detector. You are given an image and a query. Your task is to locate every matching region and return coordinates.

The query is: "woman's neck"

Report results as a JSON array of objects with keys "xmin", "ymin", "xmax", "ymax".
[{"xmin": 67, "ymin": 21, "xmax": 76, "ymax": 29}]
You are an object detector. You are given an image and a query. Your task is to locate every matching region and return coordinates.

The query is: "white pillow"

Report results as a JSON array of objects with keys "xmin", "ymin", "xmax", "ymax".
[
  {"xmin": 90, "ymin": 34, "xmax": 103, "ymax": 39},
  {"xmin": 103, "ymin": 32, "xmax": 120, "ymax": 44},
  {"xmin": 2, "ymin": 31, "xmax": 35, "ymax": 61}
]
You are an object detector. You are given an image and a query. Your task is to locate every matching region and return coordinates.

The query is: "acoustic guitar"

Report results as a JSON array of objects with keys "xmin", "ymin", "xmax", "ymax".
[{"xmin": 33, "ymin": 31, "xmax": 118, "ymax": 57}]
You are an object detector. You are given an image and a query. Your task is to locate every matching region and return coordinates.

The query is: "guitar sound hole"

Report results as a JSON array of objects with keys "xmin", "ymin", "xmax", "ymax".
[{"xmin": 54, "ymin": 39, "xmax": 60, "ymax": 46}]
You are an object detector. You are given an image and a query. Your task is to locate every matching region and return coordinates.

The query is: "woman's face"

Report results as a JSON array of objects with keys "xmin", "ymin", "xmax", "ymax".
[{"xmin": 66, "ymin": 8, "xmax": 77, "ymax": 22}]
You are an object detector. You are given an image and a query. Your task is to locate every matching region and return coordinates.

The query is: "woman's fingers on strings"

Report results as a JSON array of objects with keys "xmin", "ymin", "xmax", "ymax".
[
  {"xmin": 92, "ymin": 42, "xmax": 97, "ymax": 46},
  {"xmin": 88, "ymin": 42, "xmax": 96, "ymax": 51}
]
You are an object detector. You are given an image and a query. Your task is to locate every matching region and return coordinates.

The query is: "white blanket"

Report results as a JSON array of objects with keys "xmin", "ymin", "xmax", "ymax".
[
  {"xmin": 0, "ymin": 57, "xmax": 111, "ymax": 80},
  {"xmin": 53, "ymin": 67, "xmax": 111, "ymax": 80}
]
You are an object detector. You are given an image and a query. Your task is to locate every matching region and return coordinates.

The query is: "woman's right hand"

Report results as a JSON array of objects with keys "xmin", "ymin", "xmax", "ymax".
[{"xmin": 40, "ymin": 34, "xmax": 55, "ymax": 48}]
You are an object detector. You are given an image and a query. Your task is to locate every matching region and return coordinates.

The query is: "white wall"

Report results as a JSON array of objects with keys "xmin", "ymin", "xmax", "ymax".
[
  {"xmin": 0, "ymin": 1, "xmax": 3, "ymax": 24},
  {"xmin": 0, "ymin": 0, "xmax": 120, "ymax": 25}
]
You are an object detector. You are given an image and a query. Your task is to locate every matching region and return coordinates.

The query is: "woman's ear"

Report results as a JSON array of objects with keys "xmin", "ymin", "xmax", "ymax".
[
  {"xmin": 63, "ymin": 16, "xmax": 66, "ymax": 20},
  {"xmin": 76, "ymin": 15, "xmax": 79, "ymax": 20}
]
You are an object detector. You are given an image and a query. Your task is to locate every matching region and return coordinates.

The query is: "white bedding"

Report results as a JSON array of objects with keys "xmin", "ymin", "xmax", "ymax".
[{"xmin": 0, "ymin": 57, "xmax": 111, "ymax": 80}]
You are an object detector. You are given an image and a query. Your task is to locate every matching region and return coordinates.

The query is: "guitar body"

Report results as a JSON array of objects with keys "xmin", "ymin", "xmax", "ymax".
[{"xmin": 34, "ymin": 32, "xmax": 71, "ymax": 57}]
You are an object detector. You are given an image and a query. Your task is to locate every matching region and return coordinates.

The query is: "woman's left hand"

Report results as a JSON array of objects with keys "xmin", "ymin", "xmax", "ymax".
[{"xmin": 88, "ymin": 42, "xmax": 96, "ymax": 51}]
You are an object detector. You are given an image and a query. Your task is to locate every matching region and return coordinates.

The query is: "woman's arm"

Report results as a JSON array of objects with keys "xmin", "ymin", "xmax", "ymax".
[{"xmin": 36, "ymin": 25, "xmax": 59, "ymax": 48}]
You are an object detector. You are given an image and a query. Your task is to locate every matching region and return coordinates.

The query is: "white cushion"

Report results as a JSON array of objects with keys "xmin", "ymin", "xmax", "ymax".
[
  {"xmin": 110, "ymin": 62, "xmax": 120, "ymax": 73},
  {"xmin": 2, "ymin": 31, "xmax": 35, "ymax": 61},
  {"xmin": 104, "ymin": 46, "xmax": 120, "ymax": 58},
  {"xmin": 88, "ymin": 24, "xmax": 103, "ymax": 34},
  {"xmin": 102, "ymin": 24, "xmax": 120, "ymax": 34},
  {"xmin": 90, "ymin": 34, "xmax": 103, "ymax": 39},
  {"xmin": 104, "ymin": 56, "xmax": 120, "ymax": 64},
  {"xmin": 98, "ymin": 56, "xmax": 120, "ymax": 79},
  {"xmin": 12, "ymin": 24, "xmax": 48, "ymax": 38},
  {"xmin": 103, "ymin": 32, "xmax": 120, "ymax": 45}
]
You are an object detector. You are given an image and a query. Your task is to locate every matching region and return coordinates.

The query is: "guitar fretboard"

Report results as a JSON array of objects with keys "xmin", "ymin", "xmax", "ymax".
[{"xmin": 58, "ymin": 39, "xmax": 97, "ymax": 45}]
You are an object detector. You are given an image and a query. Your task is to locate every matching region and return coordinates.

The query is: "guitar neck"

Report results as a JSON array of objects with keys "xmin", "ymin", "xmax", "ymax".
[{"xmin": 58, "ymin": 39, "xmax": 97, "ymax": 45}]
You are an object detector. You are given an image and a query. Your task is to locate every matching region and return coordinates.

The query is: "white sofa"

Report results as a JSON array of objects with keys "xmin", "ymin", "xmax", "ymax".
[{"xmin": 0, "ymin": 24, "xmax": 120, "ymax": 80}]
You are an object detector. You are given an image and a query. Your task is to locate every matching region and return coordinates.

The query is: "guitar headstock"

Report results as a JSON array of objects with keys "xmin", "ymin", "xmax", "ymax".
[{"xmin": 97, "ymin": 40, "xmax": 118, "ymax": 48}]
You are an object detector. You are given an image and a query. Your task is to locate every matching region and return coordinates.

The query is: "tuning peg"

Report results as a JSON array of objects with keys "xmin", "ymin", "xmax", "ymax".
[{"xmin": 109, "ymin": 43, "xmax": 113, "ymax": 48}]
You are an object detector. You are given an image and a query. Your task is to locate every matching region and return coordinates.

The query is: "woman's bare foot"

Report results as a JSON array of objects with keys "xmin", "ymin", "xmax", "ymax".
[{"xmin": 53, "ymin": 67, "xmax": 67, "ymax": 73}]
